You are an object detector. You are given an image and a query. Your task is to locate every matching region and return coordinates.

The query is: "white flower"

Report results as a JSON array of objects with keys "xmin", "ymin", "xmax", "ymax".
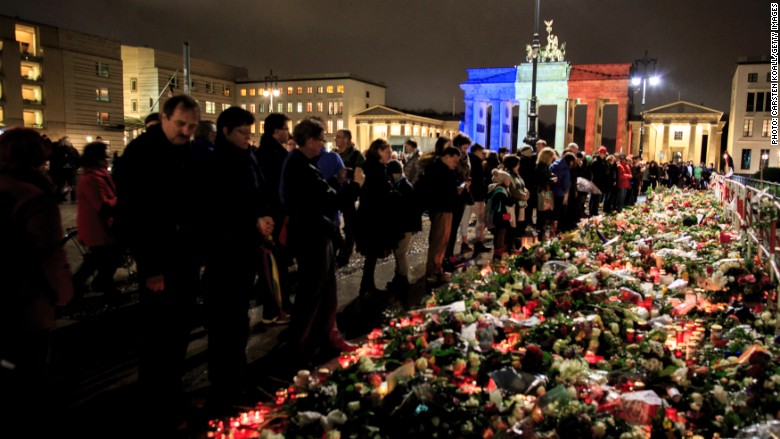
[
  {"xmin": 712, "ymin": 385, "xmax": 728, "ymax": 405},
  {"xmin": 671, "ymin": 367, "xmax": 690, "ymax": 386},
  {"xmin": 347, "ymin": 401, "xmax": 361, "ymax": 412},
  {"xmin": 461, "ymin": 420, "xmax": 474, "ymax": 433},
  {"xmin": 592, "ymin": 421, "xmax": 607, "ymax": 438}
]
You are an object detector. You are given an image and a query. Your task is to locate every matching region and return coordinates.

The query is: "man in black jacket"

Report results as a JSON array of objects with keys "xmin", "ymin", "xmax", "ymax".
[
  {"xmin": 334, "ymin": 129, "xmax": 364, "ymax": 267},
  {"xmin": 588, "ymin": 146, "xmax": 610, "ymax": 216},
  {"xmin": 281, "ymin": 118, "xmax": 357, "ymax": 365},
  {"xmin": 204, "ymin": 107, "xmax": 274, "ymax": 401},
  {"xmin": 423, "ymin": 146, "xmax": 461, "ymax": 285},
  {"xmin": 255, "ymin": 113, "xmax": 293, "ymax": 324},
  {"xmin": 113, "ymin": 95, "xmax": 201, "ymax": 430}
]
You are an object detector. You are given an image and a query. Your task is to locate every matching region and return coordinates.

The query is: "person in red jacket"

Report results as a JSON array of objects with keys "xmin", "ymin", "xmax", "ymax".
[
  {"xmin": 72, "ymin": 141, "xmax": 120, "ymax": 301},
  {"xmin": 615, "ymin": 155, "xmax": 632, "ymax": 212}
]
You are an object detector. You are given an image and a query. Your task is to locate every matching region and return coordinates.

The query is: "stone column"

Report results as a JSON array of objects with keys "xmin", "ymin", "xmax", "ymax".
[
  {"xmin": 708, "ymin": 124, "xmax": 717, "ymax": 166},
  {"xmin": 464, "ymin": 99, "xmax": 474, "ymax": 140},
  {"xmin": 616, "ymin": 98, "xmax": 629, "ymax": 157},
  {"xmin": 662, "ymin": 122, "xmax": 671, "ymax": 160},
  {"xmin": 688, "ymin": 121, "xmax": 698, "ymax": 163},
  {"xmin": 490, "ymin": 100, "xmax": 502, "ymax": 150},
  {"xmin": 584, "ymin": 99, "xmax": 597, "ymax": 153},
  {"xmin": 517, "ymin": 99, "xmax": 529, "ymax": 151},
  {"xmin": 555, "ymin": 101, "xmax": 566, "ymax": 151}
]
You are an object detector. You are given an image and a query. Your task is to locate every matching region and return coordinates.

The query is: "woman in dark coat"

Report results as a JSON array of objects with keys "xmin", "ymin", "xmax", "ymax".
[
  {"xmin": 534, "ymin": 147, "xmax": 558, "ymax": 237},
  {"xmin": 355, "ymin": 139, "xmax": 401, "ymax": 295},
  {"xmin": 0, "ymin": 128, "xmax": 73, "ymax": 430}
]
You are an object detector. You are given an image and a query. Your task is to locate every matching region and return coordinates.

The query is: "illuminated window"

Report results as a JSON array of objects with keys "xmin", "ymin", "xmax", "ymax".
[
  {"xmin": 317, "ymin": 86, "xmax": 324, "ymax": 94},
  {"xmin": 673, "ymin": 131, "xmax": 683, "ymax": 140},
  {"xmin": 316, "ymin": 102, "xmax": 323, "ymax": 112},
  {"xmin": 22, "ymin": 84, "xmax": 42, "ymax": 103},
  {"xmin": 306, "ymin": 102, "xmax": 312, "ymax": 112},
  {"xmin": 250, "ymin": 103, "xmax": 256, "ymax": 113},
  {"xmin": 326, "ymin": 86, "xmax": 334, "ymax": 93},
  {"xmin": 259, "ymin": 103, "xmax": 265, "ymax": 113},
  {"xmin": 223, "ymin": 85, "xmax": 231, "ymax": 97},
  {"xmin": 287, "ymin": 102, "xmax": 293, "ymax": 112},
  {"xmin": 23, "ymin": 109, "xmax": 43, "ymax": 128},
  {"xmin": 240, "ymin": 89, "xmax": 247, "ymax": 96},
  {"xmin": 222, "ymin": 103, "xmax": 231, "ymax": 111},
  {"xmin": 20, "ymin": 61, "xmax": 41, "ymax": 80},
  {"xmin": 306, "ymin": 86, "xmax": 313, "ymax": 94},
  {"xmin": 297, "ymin": 102, "xmax": 303, "ymax": 113},
  {"xmin": 277, "ymin": 102, "xmax": 283, "ymax": 113},
  {"xmin": 337, "ymin": 119, "xmax": 344, "ymax": 130},
  {"xmin": 205, "ymin": 101, "xmax": 216, "ymax": 114},
  {"xmin": 336, "ymin": 85, "xmax": 344, "ymax": 93},
  {"xmin": 327, "ymin": 120, "xmax": 333, "ymax": 133},
  {"xmin": 328, "ymin": 102, "xmax": 334, "ymax": 115},
  {"xmin": 131, "ymin": 100, "xmax": 138, "ymax": 112},
  {"xmin": 763, "ymin": 119, "xmax": 770, "ymax": 137},
  {"xmin": 15, "ymin": 24, "xmax": 37, "ymax": 56},
  {"xmin": 96, "ymin": 112, "xmax": 110, "ymax": 125},
  {"xmin": 338, "ymin": 101, "xmax": 344, "ymax": 115},
  {"xmin": 95, "ymin": 62, "xmax": 109, "ymax": 78},
  {"xmin": 240, "ymin": 104, "xmax": 246, "ymax": 110},
  {"xmin": 249, "ymin": 88, "xmax": 256, "ymax": 96},
  {"xmin": 95, "ymin": 87, "xmax": 110, "ymax": 102},
  {"xmin": 130, "ymin": 78, "xmax": 137, "ymax": 92},
  {"xmin": 297, "ymin": 87, "xmax": 303, "ymax": 94},
  {"xmin": 0, "ymin": 106, "xmax": 4, "ymax": 123},
  {"xmin": 287, "ymin": 87, "xmax": 294, "ymax": 95},
  {"xmin": 743, "ymin": 119, "xmax": 754, "ymax": 137},
  {"xmin": 251, "ymin": 124, "xmax": 256, "ymax": 134}
]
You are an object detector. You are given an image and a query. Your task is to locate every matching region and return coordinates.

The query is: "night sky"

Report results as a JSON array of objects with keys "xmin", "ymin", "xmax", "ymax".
[{"xmin": 0, "ymin": 0, "xmax": 768, "ymax": 114}]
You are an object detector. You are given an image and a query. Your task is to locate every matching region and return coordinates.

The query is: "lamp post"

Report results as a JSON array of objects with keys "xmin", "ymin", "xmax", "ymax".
[
  {"xmin": 631, "ymin": 51, "xmax": 660, "ymax": 160},
  {"xmin": 262, "ymin": 70, "xmax": 280, "ymax": 112},
  {"xmin": 523, "ymin": 0, "xmax": 541, "ymax": 147}
]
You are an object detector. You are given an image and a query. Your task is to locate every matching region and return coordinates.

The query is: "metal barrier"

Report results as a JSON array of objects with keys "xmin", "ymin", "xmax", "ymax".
[{"xmin": 716, "ymin": 175, "xmax": 780, "ymax": 330}]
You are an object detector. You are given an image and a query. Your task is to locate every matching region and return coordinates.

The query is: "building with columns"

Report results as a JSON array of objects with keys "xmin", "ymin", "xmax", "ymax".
[
  {"xmin": 352, "ymin": 105, "xmax": 459, "ymax": 151},
  {"xmin": 628, "ymin": 101, "xmax": 724, "ymax": 166},
  {"xmin": 459, "ymin": 22, "xmax": 632, "ymax": 155},
  {"xmin": 566, "ymin": 64, "xmax": 631, "ymax": 154}
]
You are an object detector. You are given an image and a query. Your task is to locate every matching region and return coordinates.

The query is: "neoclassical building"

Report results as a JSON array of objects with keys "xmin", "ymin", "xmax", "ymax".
[
  {"xmin": 628, "ymin": 101, "xmax": 724, "ymax": 165},
  {"xmin": 460, "ymin": 21, "xmax": 631, "ymax": 155}
]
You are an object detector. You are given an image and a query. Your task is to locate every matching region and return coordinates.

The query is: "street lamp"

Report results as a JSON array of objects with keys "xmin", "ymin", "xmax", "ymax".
[
  {"xmin": 631, "ymin": 50, "xmax": 660, "ymax": 160},
  {"xmin": 523, "ymin": 0, "xmax": 541, "ymax": 147},
  {"xmin": 262, "ymin": 69, "xmax": 280, "ymax": 112}
]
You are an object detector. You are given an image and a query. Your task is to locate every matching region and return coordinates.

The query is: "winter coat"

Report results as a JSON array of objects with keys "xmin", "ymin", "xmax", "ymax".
[
  {"xmin": 485, "ymin": 185, "xmax": 511, "ymax": 230},
  {"xmin": 394, "ymin": 175, "xmax": 422, "ymax": 233},
  {"xmin": 205, "ymin": 138, "xmax": 273, "ymax": 253},
  {"xmin": 403, "ymin": 149, "xmax": 422, "ymax": 185},
  {"xmin": 112, "ymin": 123, "xmax": 198, "ymax": 278},
  {"xmin": 418, "ymin": 157, "xmax": 459, "ymax": 213},
  {"xmin": 550, "ymin": 158, "xmax": 571, "ymax": 197},
  {"xmin": 0, "ymin": 170, "xmax": 73, "ymax": 332},
  {"xmin": 280, "ymin": 149, "xmax": 340, "ymax": 249},
  {"xmin": 355, "ymin": 158, "xmax": 401, "ymax": 257},
  {"xmin": 468, "ymin": 153, "xmax": 487, "ymax": 202},
  {"xmin": 617, "ymin": 162, "xmax": 632, "ymax": 189},
  {"xmin": 255, "ymin": 133, "xmax": 289, "ymax": 225},
  {"xmin": 76, "ymin": 167, "xmax": 117, "ymax": 247}
]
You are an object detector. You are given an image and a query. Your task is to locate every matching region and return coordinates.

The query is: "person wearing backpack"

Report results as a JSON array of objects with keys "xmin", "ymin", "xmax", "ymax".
[{"xmin": 485, "ymin": 169, "xmax": 514, "ymax": 260}]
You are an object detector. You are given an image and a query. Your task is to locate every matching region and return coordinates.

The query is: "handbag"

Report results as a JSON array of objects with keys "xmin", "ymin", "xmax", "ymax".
[{"xmin": 538, "ymin": 189, "xmax": 554, "ymax": 212}]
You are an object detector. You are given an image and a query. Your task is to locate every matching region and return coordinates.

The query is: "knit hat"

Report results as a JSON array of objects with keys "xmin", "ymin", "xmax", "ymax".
[
  {"xmin": 519, "ymin": 145, "xmax": 534, "ymax": 157},
  {"xmin": 386, "ymin": 159, "xmax": 403, "ymax": 175},
  {"xmin": 491, "ymin": 168, "xmax": 512, "ymax": 186},
  {"xmin": 598, "ymin": 146, "xmax": 608, "ymax": 154}
]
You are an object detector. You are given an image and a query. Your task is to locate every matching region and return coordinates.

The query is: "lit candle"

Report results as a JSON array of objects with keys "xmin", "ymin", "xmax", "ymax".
[
  {"xmin": 626, "ymin": 328, "xmax": 636, "ymax": 343},
  {"xmin": 377, "ymin": 382, "xmax": 388, "ymax": 397}
]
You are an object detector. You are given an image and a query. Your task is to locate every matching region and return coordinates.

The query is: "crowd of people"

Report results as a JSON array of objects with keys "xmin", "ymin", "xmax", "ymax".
[{"xmin": 0, "ymin": 94, "xmax": 726, "ymax": 434}]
